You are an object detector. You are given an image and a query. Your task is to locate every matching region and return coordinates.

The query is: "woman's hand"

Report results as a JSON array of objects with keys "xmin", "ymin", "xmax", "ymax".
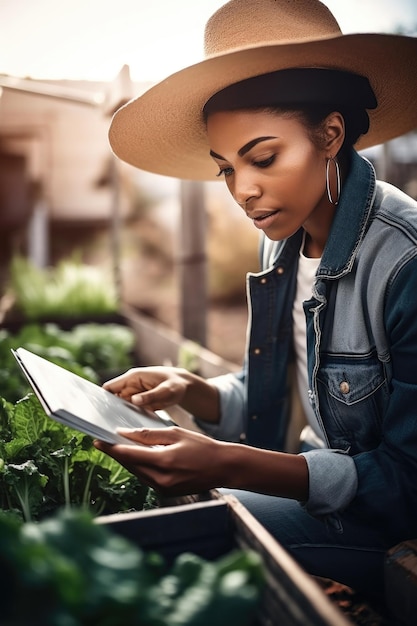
[
  {"xmin": 94, "ymin": 426, "xmax": 309, "ymax": 500},
  {"xmin": 94, "ymin": 426, "xmax": 230, "ymax": 496},
  {"xmin": 103, "ymin": 366, "xmax": 221, "ymax": 423},
  {"xmin": 103, "ymin": 366, "xmax": 191, "ymax": 411}
]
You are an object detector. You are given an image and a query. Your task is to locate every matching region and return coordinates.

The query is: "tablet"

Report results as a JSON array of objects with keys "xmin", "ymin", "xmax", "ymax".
[{"xmin": 12, "ymin": 347, "xmax": 176, "ymax": 445}]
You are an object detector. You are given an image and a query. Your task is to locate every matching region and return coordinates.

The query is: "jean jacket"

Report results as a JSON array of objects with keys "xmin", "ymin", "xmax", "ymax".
[{"xmin": 199, "ymin": 150, "xmax": 417, "ymax": 545}]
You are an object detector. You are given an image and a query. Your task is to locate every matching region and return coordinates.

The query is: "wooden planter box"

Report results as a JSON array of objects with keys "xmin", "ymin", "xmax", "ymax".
[
  {"xmin": 0, "ymin": 310, "xmax": 129, "ymax": 334},
  {"xmin": 1, "ymin": 303, "xmax": 240, "ymax": 380},
  {"xmin": 385, "ymin": 539, "xmax": 417, "ymax": 626},
  {"xmin": 97, "ymin": 494, "xmax": 351, "ymax": 626}
]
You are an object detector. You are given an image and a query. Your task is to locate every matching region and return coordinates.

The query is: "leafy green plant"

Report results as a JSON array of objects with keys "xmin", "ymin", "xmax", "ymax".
[
  {"xmin": 1, "ymin": 459, "xmax": 48, "ymax": 522},
  {"xmin": 0, "ymin": 507, "xmax": 264, "ymax": 626},
  {"xmin": 9, "ymin": 255, "xmax": 118, "ymax": 319},
  {"xmin": 67, "ymin": 322, "xmax": 136, "ymax": 373},
  {"xmin": 0, "ymin": 394, "xmax": 150, "ymax": 521},
  {"xmin": 0, "ymin": 322, "xmax": 136, "ymax": 403},
  {"xmin": 0, "ymin": 319, "xmax": 150, "ymax": 521}
]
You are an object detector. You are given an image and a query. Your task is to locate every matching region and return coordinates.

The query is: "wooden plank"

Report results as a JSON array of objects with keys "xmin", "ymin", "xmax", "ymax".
[
  {"xmin": 178, "ymin": 180, "xmax": 208, "ymax": 347},
  {"xmin": 122, "ymin": 303, "xmax": 240, "ymax": 377},
  {"xmin": 223, "ymin": 494, "xmax": 352, "ymax": 626},
  {"xmin": 97, "ymin": 499, "xmax": 234, "ymax": 564},
  {"xmin": 385, "ymin": 540, "xmax": 417, "ymax": 626}
]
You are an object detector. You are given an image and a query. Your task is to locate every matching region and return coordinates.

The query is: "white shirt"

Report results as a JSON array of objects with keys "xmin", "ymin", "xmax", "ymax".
[{"xmin": 292, "ymin": 242, "xmax": 325, "ymax": 444}]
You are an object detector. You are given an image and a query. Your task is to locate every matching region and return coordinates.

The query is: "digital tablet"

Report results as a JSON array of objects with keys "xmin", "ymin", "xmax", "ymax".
[{"xmin": 12, "ymin": 347, "xmax": 176, "ymax": 445}]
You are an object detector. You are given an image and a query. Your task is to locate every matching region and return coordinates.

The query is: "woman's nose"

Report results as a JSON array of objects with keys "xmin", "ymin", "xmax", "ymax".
[
  {"xmin": 231, "ymin": 167, "xmax": 261, "ymax": 210},
  {"xmin": 235, "ymin": 191, "xmax": 259, "ymax": 212},
  {"xmin": 234, "ymin": 182, "xmax": 261, "ymax": 211}
]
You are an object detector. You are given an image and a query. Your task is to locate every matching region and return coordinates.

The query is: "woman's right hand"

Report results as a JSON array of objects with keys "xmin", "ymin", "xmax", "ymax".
[{"xmin": 103, "ymin": 366, "xmax": 192, "ymax": 411}]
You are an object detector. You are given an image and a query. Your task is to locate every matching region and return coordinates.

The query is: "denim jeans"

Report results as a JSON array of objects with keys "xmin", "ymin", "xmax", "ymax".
[{"xmin": 220, "ymin": 488, "xmax": 388, "ymax": 600}]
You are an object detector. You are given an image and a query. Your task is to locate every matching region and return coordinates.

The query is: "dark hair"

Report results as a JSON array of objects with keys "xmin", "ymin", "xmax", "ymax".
[
  {"xmin": 265, "ymin": 103, "xmax": 370, "ymax": 162},
  {"xmin": 203, "ymin": 68, "xmax": 377, "ymax": 164}
]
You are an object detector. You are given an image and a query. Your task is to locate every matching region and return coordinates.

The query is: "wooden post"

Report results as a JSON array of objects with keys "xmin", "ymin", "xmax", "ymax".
[
  {"xmin": 178, "ymin": 180, "xmax": 207, "ymax": 347},
  {"xmin": 103, "ymin": 65, "xmax": 133, "ymax": 306},
  {"xmin": 110, "ymin": 155, "xmax": 123, "ymax": 305}
]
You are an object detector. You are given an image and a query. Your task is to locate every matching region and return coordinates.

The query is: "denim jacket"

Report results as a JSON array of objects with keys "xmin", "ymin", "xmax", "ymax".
[{"xmin": 200, "ymin": 150, "xmax": 417, "ymax": 544}]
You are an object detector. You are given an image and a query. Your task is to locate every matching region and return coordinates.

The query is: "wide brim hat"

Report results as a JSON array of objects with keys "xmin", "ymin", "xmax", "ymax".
[{"xmin": 109, "ymin": 0, "xmax": 417, "ymax": 181}]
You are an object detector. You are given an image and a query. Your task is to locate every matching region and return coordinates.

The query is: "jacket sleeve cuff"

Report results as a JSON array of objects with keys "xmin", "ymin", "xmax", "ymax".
[
  {"xmin": 194, "ymin": 373, "xmax": 246, "ymax": 442},
  {"xmin": 300, "ymin": 449, "xmax": 358, "ymax": 516}
]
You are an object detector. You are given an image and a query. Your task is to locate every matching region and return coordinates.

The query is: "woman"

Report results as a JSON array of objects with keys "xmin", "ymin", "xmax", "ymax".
[{"xmin": 95, "ymin": 0, "xmax": 417, "ymax": 599}]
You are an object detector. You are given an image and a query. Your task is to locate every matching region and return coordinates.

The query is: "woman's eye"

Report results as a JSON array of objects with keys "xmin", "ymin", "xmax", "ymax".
[
  {"xmin": 254, "ymin": 155, "xmax": 275, "ymax": 168},
  {"xmin": 216, "ymin": 166, "xmax": 234, "ymax": 178}
]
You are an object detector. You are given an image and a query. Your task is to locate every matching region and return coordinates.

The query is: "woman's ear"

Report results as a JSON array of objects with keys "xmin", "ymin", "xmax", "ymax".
[{"xmin": 324, "ymin": 111, "xmax": 345, "ymax": 155}]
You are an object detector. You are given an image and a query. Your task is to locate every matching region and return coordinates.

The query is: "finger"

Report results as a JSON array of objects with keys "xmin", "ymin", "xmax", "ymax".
[
  {"xmin": 131, "ymin": 381, "xmax": 179, "ymax": 409},
  {"xmin": 94, "ymin": 441, "xmax": 160, "ymax": 475},
  {"xmin": 93, "ymin": 439, "xmax": 156, "ymax": 485},
  {"xmin": 130, "ymin": 389, "xmax": 160, "ymax": 408},
  {"xmin": 93, "ymin": 428, "xmax": 179, "ymax": 456},
  {"xmin": 102, "ymin": 372, "xmax": 130, "ymax": 393},
  {"xmin": 93, "ymin": 439, "xmax": 112, "ymax": 453},
  {"xmin": 117, "ymin": 426, "xmax": 181, "ymax": 446},
  {"xmin": 93, "ymin": 437, "xmax": 157, "ymax": 465}
]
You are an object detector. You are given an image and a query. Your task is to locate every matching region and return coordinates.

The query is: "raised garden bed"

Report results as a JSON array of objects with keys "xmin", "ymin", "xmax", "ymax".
[{"xmin": 98, "ymin": 493, "xmax": 352, "ymax": 626}]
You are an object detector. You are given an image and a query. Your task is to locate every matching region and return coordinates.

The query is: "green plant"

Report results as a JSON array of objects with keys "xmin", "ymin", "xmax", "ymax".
[
  {"xmin": 9, "ymin": 255, "xmax": 118, "ymax": 319},
  {"xmin": 0, "ymin": 394, "xmax": 149, "ymax": 521},
  {"xmin": 0, "ymin": 322, "xmax": 136, "ymax": 403},
  {"xmin": 0, "ymin": 507, "xmax": 264, "ymax": 626},
  {"xmin": 0, "ymin": 319, "xmax": 150, "ymax": 521}
]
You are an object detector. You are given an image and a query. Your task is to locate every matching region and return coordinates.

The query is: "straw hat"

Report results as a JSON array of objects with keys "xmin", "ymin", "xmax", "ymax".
[{"xmin": 109, "ymin": 0, "xmax": 417, "ymax": 180}]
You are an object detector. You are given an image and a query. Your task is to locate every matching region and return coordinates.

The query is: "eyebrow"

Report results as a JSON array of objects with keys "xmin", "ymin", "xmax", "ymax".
[{"xmin": 209, "ymin": 136, "xmax": 277, "ymax": 160}]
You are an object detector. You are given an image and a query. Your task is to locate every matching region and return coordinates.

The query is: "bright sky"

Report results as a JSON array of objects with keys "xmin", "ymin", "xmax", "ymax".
[{"xmin": 0, "ymin": 0, "xmax": 416, "ymax": 83}]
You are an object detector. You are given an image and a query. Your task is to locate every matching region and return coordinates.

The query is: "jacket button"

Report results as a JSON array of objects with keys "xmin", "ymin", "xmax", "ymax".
[
  {"xmin": 253, "ymin": 348, "xmax": 261, "ymax": 355},
  {"xmin": 251, "ymin": 415, "xmax": 258, "ymax": 420},
  {"xmin": 340, "ymin": 381, "xmax": 350, "ymax": 394},
  {"xmin": 260, "ymin": 277, "xmax": 267, "ymax": 284},
  {"xmin": 276, "ymin": 266, "xmax": 284, "ymax": 275}
]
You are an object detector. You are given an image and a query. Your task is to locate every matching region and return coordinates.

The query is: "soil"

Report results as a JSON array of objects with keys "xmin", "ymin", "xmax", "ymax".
[{"xmin": 315, "ymin": 578, "xmax": 393, "ymax": 625}]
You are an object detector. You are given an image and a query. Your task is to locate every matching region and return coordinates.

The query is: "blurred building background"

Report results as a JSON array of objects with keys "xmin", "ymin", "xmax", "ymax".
[{"xmin": 0, "ymin": 71, "xmax": 260, "ymax": 363}]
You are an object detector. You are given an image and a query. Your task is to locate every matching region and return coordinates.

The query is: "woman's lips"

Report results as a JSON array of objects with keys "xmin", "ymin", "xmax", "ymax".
[{"xmin": 250, "ymin": 209, "xmax": 281, "ymax": 229}]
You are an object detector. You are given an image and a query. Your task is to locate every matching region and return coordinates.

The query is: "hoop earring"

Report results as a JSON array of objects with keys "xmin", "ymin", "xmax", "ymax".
[{"xmin": 326, "ymin": 157, "xmax": 341, "ymax": 205}]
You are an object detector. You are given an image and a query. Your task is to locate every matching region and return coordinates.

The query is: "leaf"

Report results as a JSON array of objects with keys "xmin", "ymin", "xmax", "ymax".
[
  {"xmin": 3, "ymin": 459, "xmax": 49, "ymax": 521},
  {"xmin": 12, "ymin": 394, "xmax": 50, "ymax": 443}
]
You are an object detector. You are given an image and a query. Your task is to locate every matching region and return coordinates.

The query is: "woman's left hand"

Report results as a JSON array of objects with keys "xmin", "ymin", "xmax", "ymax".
[{"xmin": 93, "ymin": 427, "xmax": 230, "ymax": 496}]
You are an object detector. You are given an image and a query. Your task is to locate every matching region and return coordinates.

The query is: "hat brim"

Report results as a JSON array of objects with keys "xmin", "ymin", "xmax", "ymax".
[{"xmin": 109, "ymin": 33, "xmax": 417, "ymax": 180}]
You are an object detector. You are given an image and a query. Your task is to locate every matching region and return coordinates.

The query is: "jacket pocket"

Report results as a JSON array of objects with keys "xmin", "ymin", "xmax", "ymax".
[{"xmin": 316, "ymin": 354, "xmax": 389, "ymax": 454}]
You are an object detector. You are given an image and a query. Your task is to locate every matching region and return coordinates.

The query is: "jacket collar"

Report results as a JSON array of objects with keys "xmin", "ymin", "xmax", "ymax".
[{"xmin": 317, "ymin": 150, "xmax": 376, "ymax": 279}]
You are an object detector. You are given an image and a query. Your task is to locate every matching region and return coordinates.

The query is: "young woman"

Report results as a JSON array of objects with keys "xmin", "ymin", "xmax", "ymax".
[{"xmin": 94, "ymin": 0, "xmax": 417, "ymax": 599}]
